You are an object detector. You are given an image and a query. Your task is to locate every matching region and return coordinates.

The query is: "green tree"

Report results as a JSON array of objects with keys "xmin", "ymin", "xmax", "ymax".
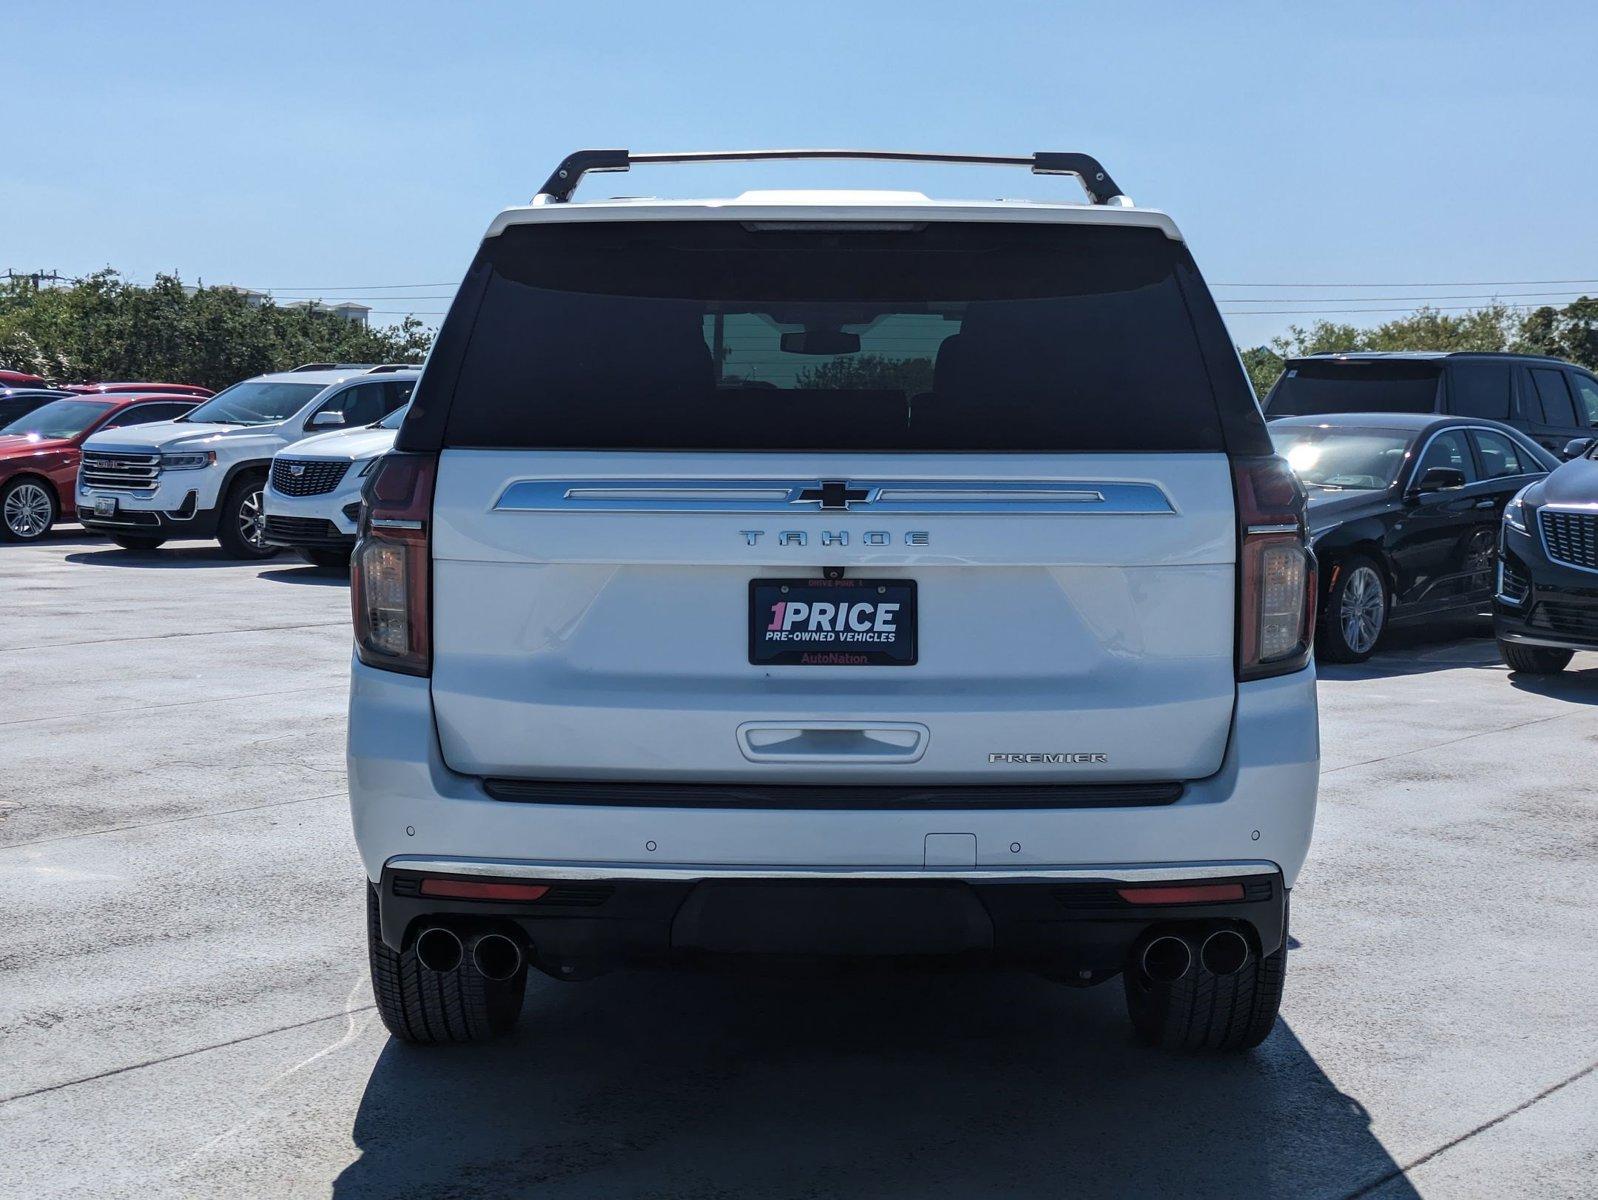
[
  {"xmin": 1515, "ymin": 297, "xmax": 1598, "ymax": 370},
  {"xmin": 794, "ymin": 353, "xmax": 934, "ymax": 394},
  {"xmin": 1239, "ymin": 345, "xmax": 1284, "ymax": 400},
  {"xmin": 0, "ymin": 271, "xmax": 432, "ymax": 390}
]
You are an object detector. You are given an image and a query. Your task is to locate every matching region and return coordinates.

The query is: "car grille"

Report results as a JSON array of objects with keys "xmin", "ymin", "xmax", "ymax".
[
  {"xmin": 1540, "ymin": 509, "xmax": 1598, "ymax": 571},
  {"xmin": 80, "ymin": 451, "xmax": 161, "ymax": 493},
  {"xmin": 1529, "ymin": 602, "xmax": 1598, "ymax": 640},
  {"xmin": 272, "ymin": 458, "xmax": 348, "ymax": 496},
  {"xmin": 264, "ymin": 515, "xmax": 342, "ymax": 540}
]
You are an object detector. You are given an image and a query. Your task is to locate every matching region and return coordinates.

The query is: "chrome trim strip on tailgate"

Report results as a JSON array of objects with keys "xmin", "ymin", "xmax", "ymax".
[
  {"xmin": 385, "ymin": 855, "xmax": 1276, "ymax": 884},
  {"xmin": 493, "ymin": 479, "xmax": 1176, "ymax": 515}
]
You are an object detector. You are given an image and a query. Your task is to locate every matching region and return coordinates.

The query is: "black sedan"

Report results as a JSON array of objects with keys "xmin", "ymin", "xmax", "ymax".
[
  {"xmin": 1270, "ymin": 413, "xmax": 1558, "ymax": 662},
  {"xmin": 1494, "ymin": 440, "xmax": 1598, "ymax": 673},
  {"xmin": 0, "ymin": 388, "xmax": 73, "ymax": 428}
]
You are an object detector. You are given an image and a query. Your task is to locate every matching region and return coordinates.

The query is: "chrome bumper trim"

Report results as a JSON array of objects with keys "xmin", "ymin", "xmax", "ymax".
[{"xmin": 383, "ymin": 855, "xmax": 1280, "ymax": 884}]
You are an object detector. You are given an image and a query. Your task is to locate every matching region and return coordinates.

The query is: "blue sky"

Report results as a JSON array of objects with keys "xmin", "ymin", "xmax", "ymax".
[{"xmin": 7, "ymin": 1, "xmax": 1597, "ymax": 347}]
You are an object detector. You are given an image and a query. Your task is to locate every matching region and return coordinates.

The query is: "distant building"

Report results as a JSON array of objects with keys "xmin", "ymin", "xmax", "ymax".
[
  {"xmin": 285, "ymin": 299, "xmax": 371, "ymax": 327},
  {"xmin": 185, "ymin": 284, "xmax": 269, "ymax": 307}
]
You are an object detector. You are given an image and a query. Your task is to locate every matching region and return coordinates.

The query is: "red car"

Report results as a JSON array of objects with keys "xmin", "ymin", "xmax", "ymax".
[
  {"xmin": 0, "ymin": 392, "xmax": 200, "ymax": 542},
  {"xmin": 0, "ymin": 369, "xmax": 50, "ymax": 388},
  {"xmin": 62, "ymin": 382, "xmax": 214, "ymax": 398}
]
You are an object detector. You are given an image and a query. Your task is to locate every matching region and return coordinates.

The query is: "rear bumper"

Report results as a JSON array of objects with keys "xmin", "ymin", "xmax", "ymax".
[
  {"xmin": 349, "ymin": 657, "xmax": 1319, "ymax": 962},
  {"xmin": 374, "ymin": 860, "xmax": 1287, "ymax": 970}
]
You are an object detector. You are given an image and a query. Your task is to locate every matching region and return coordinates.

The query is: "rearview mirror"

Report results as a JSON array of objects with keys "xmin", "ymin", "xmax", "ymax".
[
  {"xmin": 1413, "ymin": 466, "xmax": 1466, "ymax": 493},
  {"xmin": 1562, "ymin": 437, "xmax": 1593, "ymax": 459},
  {"xmin": 780, "ymin": 329, "xmax": 861, "ymax": 356},
  {"xmin": 308, "ymin": 410, "xmax": 346, "ymax": 429}
]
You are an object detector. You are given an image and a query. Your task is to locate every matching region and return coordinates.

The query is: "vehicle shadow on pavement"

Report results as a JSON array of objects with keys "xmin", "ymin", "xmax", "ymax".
[
  {"xmin": 259, "ymin": 565, "xmax": 349, "ymax": 586},
  {"xmin": 332, "ymin": 967, "xmax": 1415, "ymax": 1200},
  {"xmin": 1506, "ymin": 665, "xmax": 1598, "ymax": 703},
  {"xmin": 64, "ymin": 546, "xmax": 260, "ymax": 569},
  {"xmin": 1318, "ymin": 622, "xmax": 1501, "ymax": 681}
]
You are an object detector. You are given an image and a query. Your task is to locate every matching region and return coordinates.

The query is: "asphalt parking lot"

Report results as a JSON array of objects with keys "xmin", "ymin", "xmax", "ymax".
[{"xmin": 2, "ymin": 530, "xmax": 1595, "ymax": 1199}]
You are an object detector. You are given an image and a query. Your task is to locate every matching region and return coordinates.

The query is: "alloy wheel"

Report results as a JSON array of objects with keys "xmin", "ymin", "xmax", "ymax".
[
  {"xmin": 1340, "ymin": 564, "xmax": 1386, "ymax": 655},
  {"xmin": 4, "ymin": 483, "xmax": 52, "ymax": 539},
  {"xmin": 239, "ymin": 487, "xmax": 269, "ymax": 550}
]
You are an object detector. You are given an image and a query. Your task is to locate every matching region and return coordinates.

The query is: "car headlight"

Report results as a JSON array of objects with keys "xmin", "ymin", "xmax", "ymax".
[
  {"xmin": 161, "ymin": 451, "xmax": 215, "ymax": 471},
  {"xmin": 1503, "ymin": 484, "xmax": 1533, "ymax": 534}
]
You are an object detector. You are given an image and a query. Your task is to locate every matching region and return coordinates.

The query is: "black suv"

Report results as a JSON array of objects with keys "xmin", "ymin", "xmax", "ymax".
[
  {"xmin": 1263, "ymin": 352, "xmax": 1598, "ymax": 459},
  {"xmin": 1495, "ymin": 443, "xmax": 1598, "ymax": 673}
]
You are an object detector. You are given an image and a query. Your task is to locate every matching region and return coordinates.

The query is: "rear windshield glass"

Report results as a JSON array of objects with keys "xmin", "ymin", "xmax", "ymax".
[
  {"xmin": 1265, "ymin": 361, "xmax": 1442, "ymax": 417},
  {"xmin": 439, "ymin": 221, "xmax": 1230, "ymax": 452}
]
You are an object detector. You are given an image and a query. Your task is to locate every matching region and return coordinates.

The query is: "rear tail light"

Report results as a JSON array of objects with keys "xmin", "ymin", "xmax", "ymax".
[
  {"xmin": 351, "ymin": 453, "xmax": 436, "ymax": 676},
  {"xmin": 1234, "ymin": 456, "xmax": 1316, "ymax": 680}
]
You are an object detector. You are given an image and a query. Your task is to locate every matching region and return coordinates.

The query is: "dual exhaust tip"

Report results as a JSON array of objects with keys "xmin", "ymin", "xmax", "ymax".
[
  {"xmin": 413, "ymin": 926, "xmax": 525, "ymax": 981},
  {"xmin": 1139, "ymin": 928, "xmax": 1251, "ymax": 984}
]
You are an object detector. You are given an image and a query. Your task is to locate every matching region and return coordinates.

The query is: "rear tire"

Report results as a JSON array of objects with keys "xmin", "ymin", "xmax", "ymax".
[
  {"xmin": 1499, "ymin": 640, "xmax": 1573, "ymax": 675},
  {"xmin": 0, "ymin": 476, "xmax": 57, "ymax": 542},
  {"xmin": 108, "ymin": 534, "xmax": 167, "ymax": 551},
  {"xmin": 1124, "ymin": 929, "xmax": 1286, "ymax": 1051},
  {"xmin": 298, "ymin": 547, "xmax": 351, "ymax": 570},
  {"xmin": 217, "ymin": 472, "xmax": 280, "ymax": 560},
  {"xmin": 1318, "ymin": 554, "xmax": 1388, "ymax": 663},
  {"xmin": 367, "ymin": 884, "xmax": 526, "ymax": 1044}
]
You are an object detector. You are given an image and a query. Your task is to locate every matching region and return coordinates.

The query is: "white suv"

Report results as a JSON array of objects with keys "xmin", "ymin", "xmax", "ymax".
[
  {"xmin": 78, "ymin": 364, "xmax": 417, "ymax": 556},
  {"xmin": 348, "ymin": 149, "xmax": 1320, "ymax": 1052},
  {"xmin": 263, "ymin": 402, "xmax": 410, "ymax": 567}
]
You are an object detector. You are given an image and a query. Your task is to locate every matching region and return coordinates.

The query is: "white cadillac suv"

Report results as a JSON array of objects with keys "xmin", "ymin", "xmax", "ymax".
[
  {"xmin": 264, "ymin": 402, "xmax": 411, "ymax": 567},
  {"xmin": 348, "ymin": 149, "xmax": 1320, "ymax": 1051},
  {"xmin": 78, "ymin": 364, "xmax": 416, "ymax": 557}
]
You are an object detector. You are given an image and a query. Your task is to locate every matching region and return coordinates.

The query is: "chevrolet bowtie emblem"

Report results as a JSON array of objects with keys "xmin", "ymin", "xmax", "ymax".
[{"xmin": 795, "ymin": 481, "xmax": 871, "ymax": 511}]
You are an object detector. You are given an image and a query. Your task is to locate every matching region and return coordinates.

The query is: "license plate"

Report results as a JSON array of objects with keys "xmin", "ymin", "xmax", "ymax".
[
  {"xmin": 749, "ymin": 578, "xmax": 917, "ymax": 666},
  {"xmin": 94, "ymin": 497, "xmax": 117, "ymax": 517}
]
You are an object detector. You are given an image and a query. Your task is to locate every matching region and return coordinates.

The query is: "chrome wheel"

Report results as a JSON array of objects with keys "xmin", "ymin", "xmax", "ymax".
[
  {"xmin": 4, "ymin": 482, "xmax": 53, "ymax": 539},
  {"xmin": 238, "ymin": 487, "xmax": 269, "ymax": 550},
  {"xmin": 1339, "ymin": 564, "xmax": 1386, "ymax": 654}
]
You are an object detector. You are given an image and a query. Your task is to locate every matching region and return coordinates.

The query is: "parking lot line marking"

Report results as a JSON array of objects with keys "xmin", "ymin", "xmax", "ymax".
[
  {"xmin": 0, "ymin": 682, "xmax": 344, "ymax": 728},
  {"xmin": 1339, "ymin": 1057, "xmax": 1598, "ymax": 1200},
  {"xmin": 0, "ymin": 620, "xmax": 349, "ymax": 654},
  {"xmin": 1323, "ymin": 708, "xmax": 1590, "ymax": 776},
  {"xmin": 0, "ymin": 791, "xmax": 344, "ymax": 852},
  {"xmin": 0, "ymin": 1005, "xmax": 379, "ymax": 1108}
]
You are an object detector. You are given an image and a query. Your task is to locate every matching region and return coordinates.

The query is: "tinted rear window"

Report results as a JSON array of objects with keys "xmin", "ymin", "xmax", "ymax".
[
  {"xmin": 431, "ymin": 221, "xmax": 1242, "ymax": 453},
  {"xmin": 1265, "ymin": 361, "xmax": 1442, "ymax": 416},
  {"xmin": 1448, "ymin": 362, "xmax": 1511, "ymax": 419}
]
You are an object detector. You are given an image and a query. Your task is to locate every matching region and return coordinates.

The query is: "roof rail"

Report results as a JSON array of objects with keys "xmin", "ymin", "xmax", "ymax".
[
  {"xmin": 533, "ymin": 148, "xmax": 1131, "ymax": 207},
  {"xmin": 290, "ymin": 362, "xmax": 340, "ymax": 371},
  {"xmin": 289, "ymin": 362, "xmax": 379, "ymax": 372},
  {"xmin": 364, "ymin": 363, "xmax": 419, "ymax": 373}
]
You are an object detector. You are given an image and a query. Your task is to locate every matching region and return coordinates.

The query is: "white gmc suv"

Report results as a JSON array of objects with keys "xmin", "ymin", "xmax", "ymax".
[
  {"xmin": 78, "ymin": 364, "xmax": 416, "ymax": 556},
  {"xmin": 349, "ymin": 149, "xmax": 1320, "ymax": 1052}
]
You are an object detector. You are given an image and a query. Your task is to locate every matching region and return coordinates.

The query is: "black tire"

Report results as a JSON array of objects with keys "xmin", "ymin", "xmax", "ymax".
[
  {"xmin": 298, "ymin": 547, "xmax": 351, "ymax": 570},
  {"xmin": 1124, "ymin": 929, "xmax": 1286, "ymax": 1052},
  {"xmin": 216, "ymin": 472, "xmax": 280, "ymax": 560},
  {"xmin": 0, "ymin": 475, "xmax": 57, "ymax": 542},
  {"xmin": 1499, "ymin": 640, "xmax": 1573, "ymax": 675},
  {"xmin": 108, "ymin": 534, "xmax": 167, "ymax": 551},
  {"xmin": 1318, "ymin": 553, "xmax": 1389, "ymax": 663},
  {"xmin": 367, "ymin": 884, "xmax": 526, "ymax": 1044}
]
